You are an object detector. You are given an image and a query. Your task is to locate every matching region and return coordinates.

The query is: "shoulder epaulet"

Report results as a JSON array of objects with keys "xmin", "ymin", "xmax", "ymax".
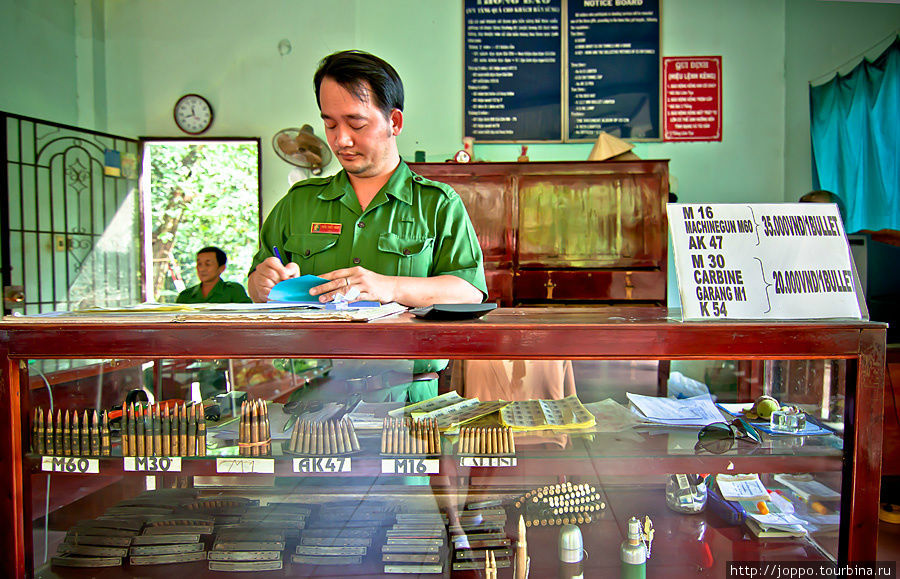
[
  {"xmin": 289, "ymin": 174, "xmax": 335, "ymax": 192},
  {"xmin": 409, "ymin": 171, "xmax": 455, "ymax": 198}
]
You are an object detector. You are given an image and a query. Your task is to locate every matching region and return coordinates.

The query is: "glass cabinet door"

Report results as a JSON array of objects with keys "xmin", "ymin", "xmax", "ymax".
[{"xmin": 25, "ymin": 355, "xmax": 851, "ymax": 577}]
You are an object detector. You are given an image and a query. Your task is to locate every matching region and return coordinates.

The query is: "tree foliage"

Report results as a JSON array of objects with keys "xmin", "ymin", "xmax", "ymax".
[{"xmin": 149, "ymin": 142, "xmax": 259, "ymax": 300}]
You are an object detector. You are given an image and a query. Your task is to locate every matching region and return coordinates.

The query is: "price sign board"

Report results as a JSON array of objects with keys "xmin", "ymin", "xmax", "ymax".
[{"xmin": 668, "ymin": 203, "xmax": 864, "ymax": 320}]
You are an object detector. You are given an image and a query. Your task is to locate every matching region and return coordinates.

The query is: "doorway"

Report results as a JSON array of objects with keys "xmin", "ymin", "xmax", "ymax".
[{"xmin": 140, "ymin": 139, "xmax": 261, "ymax": 302}]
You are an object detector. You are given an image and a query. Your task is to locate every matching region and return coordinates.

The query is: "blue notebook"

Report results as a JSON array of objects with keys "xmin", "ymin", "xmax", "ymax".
[
  {"xmin": 268, "ymin": 275, "xmax": 380, "ymax": 309},
  {"xmin": 268, "ymin": 275, "xmax": 329, "ymax": 302}
]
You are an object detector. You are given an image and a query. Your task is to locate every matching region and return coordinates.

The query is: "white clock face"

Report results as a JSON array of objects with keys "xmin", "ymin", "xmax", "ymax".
[{"xmin": 174, "ymin": 94, "xmax": 213, "ymax": 134}]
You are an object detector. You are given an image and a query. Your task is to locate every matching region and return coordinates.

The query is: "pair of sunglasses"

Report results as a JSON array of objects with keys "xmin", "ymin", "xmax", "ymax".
[{"xmin": 695, "ymin": 418, "xmax": 762, "ymax": 454}]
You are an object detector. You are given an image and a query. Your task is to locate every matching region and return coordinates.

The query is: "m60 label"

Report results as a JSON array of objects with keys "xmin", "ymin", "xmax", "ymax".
[{"xmin": 41, "ymin": 456, "xmax": 99, "ymax": 474}]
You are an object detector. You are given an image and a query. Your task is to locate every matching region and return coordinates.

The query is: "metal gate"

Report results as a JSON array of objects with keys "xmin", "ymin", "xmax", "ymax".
[{"xmin": 1, "ymin": 113, "xmax": 141, "ymax": 315}]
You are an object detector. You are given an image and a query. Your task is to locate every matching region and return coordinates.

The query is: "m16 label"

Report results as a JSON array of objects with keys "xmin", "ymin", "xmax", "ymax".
[
  {"xmin": 216, "ymin": 457, "xmax": 275, "ymax": 474},
  {"xmin": 124, "ymin": 456, "xmax": 182, "ymax": 472},
  {"xmin": 42, "ymin": 456, "xmax": 99, "ymax": 474},
  {"xmin": 382, "ymin": 458, "xmax": 439, "ymax": 474},
  {"xmin": 293, "ymin": 457, "xmax": 351, "ymax": 473}
]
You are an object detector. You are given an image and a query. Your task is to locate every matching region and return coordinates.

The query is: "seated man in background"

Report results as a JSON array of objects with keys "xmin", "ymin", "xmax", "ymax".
[{"xmin": 177, "ymin": 246, "xmax": 251, "ymax": 304}]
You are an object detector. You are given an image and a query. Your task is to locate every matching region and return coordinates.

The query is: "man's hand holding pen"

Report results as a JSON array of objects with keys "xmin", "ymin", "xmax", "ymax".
[{"xmin": 248, "ymin": 256, "xmax": 300, "ymax": 302}]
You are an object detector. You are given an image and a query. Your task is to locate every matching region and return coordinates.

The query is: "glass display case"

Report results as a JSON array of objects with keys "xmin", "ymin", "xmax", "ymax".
[{"xmin": 0, "ymin": 307, "xmax": 886, "ymax": 577}]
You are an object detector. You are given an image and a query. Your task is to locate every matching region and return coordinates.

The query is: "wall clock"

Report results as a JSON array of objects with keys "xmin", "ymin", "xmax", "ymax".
[
  {"xmin": 453, "ymin": 149, "xmax": 471, "ymax": 163},
  {"xmin": 173, "ymin": 94, "xmax": 213, "ymax": 135}
]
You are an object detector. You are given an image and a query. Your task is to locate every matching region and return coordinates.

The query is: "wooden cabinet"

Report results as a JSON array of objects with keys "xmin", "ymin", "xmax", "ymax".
[{"xmin": 410, "ymin": 161, "xmax": 669, "ymax": 305}]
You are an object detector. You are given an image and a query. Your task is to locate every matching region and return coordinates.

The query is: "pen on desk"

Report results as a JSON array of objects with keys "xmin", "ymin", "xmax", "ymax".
[{"xmin": 273, "ymin": 246, "xmax": 284, "ymax": 264}]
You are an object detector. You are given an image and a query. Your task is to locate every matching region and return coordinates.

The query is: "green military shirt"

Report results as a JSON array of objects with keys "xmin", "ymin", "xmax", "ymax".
[
  {"xmin": 250, "ymin": 161, "xmax": 486, "ymax": 296},
  {"xmin": 176, "ymin": 279, "xmax": 251, "ymax": 304},
  {"xmin": 250, "ymin": 160, "xmax": 487, "ymax": 402}
]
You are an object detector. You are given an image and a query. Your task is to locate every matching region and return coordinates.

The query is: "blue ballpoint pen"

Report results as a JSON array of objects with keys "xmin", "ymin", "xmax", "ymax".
[{"xmin": 273, "ymin": 246, "xmax": 284, "ymax": 264}]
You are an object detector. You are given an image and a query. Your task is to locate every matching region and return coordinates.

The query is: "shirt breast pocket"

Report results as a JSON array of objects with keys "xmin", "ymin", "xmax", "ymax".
[
  {"xmin": 284, "ymin": 233, "xmax": 338, "ymax": 274},
  {"xmin": 377, "ymin": 233, "xmax": 434, "ymax": 278}
]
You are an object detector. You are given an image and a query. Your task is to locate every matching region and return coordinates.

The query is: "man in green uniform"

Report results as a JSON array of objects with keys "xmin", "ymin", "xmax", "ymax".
[
  {"xmin": 248, "ymin": 50, "xmax": 487, "ymax": 401},
  {"xmin": 177, "ymin": 246, "xmax": 251, "ymax": 304}
]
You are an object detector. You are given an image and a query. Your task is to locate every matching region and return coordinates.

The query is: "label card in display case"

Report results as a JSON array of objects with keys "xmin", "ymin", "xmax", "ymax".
[
  {"xmin": 460, "ymin": 456, "xmax": 517, "ymax": 467},
  {"xmin": 124, "ymin": 457, "xmax": 182, "ymax": 472},
  {"xmin": 42, "ymin": 456, "xmax": 100, "ymax": 474},
  {"xmin": 381, "ymin": 458, "xmax": 440, "ymax": 474},
  {"xmin": 293, "ymin": 457, "xmax": 352, "ymax": 473},
  {"xmin": 216, "ymin": 457, "xmax": 275, "ymax": 474}
]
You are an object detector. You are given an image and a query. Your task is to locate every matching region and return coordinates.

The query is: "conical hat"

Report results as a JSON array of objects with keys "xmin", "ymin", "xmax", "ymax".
[{"xmin": 588, "ymin": 132, "xmax": 637, "ymax": 161}]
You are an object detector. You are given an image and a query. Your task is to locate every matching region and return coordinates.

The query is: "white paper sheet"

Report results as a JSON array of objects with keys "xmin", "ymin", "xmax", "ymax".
[
  {"xmin": 626, "ymin": 393, "xmax": 724, "ymax": 426},
  {"xmin": 716, "ymin": 474, "xmax": 770, "ymax": 501},
  {"xmin": 747, "ymin": 512, "xmax": 809, "ymax": 533}
]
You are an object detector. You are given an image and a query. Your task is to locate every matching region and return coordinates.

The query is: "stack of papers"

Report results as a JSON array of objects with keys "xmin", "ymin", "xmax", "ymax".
[
  {"xmin": 745, "ymin": 512, "xmax": 809, "ymax": 538},
  {"xmin": 389, "ymin": 392, "xmax": 509, "ymax": 432},
  {"xmin": 627, "ymin": 393, "xmax": 724, "ymax": 427},
  {"xmin": 773, "ymin": 473, "xmax": 840, "ymax": 501},
  {"xmin": 715, "ymin": 474, "xmax": 809, "ymax": 538},
  {"xmin": 716, "ymin": 474, "xmax": 770, "ymax": 501}
]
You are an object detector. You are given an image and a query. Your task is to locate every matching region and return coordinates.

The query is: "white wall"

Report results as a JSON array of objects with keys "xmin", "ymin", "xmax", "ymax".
[{"xmin": 0, "ymin": 0, "xmax": 80, "ymax": 124}]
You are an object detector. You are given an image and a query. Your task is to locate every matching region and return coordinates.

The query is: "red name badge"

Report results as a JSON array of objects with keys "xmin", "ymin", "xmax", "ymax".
[{"xmin": 311, "ymin": 223, "xmax": 342, "ymax": 234}]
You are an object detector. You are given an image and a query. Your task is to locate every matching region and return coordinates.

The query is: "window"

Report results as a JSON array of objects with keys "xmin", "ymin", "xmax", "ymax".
[{"xmin": 140, "ymin": 139, "xmax": 261, "ymax": 302}]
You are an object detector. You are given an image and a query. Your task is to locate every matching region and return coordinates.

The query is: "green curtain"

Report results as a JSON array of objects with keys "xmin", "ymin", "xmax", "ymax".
[{"xmin": 810, "ymin": 37, "xmax": 899, "ymax": 233}]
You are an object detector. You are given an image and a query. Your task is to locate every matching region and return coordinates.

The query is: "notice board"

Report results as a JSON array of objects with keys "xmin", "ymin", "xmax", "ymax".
[
  {"xmin": 663, "ymin": 56, "xmax": 722, "ymax": 141},
  {"xmin": 567, "ymin": 0, "xmax": 660, "ymax": 140},
  {"xmin": 464, "ymin": 0, "xmax": 563, "ymax": 141},
  {"xmin": 464, "ymin": 0, "xmax": 660, "ymax": 142}
]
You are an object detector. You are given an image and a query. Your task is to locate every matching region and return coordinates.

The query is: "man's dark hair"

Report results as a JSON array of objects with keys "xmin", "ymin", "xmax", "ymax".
[
  {"xmin": 197, "ymin": 246, "xmax": 227, "ymax": 267},
  {"xmin": 800, "ymin": 189, "xmax": 846, "ymax": 222},
  {"xmin": 314, "ymin": 50, "xmax": 404, "ymax": 119}
]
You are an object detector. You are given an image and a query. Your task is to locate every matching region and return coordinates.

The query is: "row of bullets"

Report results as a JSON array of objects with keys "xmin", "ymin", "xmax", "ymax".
[
  {"xmin": 239, "ymin": 400, "xmax": 271, "ymax": 456},
  {"xmin": 32, "ymin": 408, "xmax": 110, "ymax": 456},
  {"xmin": 524, "ymin": 512, "xmax": 594, "ymax": 527},
  {"xmin": 517, "ymin": 482, "xmax": 605, "ymax": 527},
  {"xmin": 287, "ymin": 417, "xmax": 360, "ymax": 455},
  {"xmin": 458, "ymin": 426, "xmax": 515, "ymax": 456},
  {"xmin": 514, "ymin": 482, "xmax": 598, "ymax": 507},
  {"xmin": 380, "ymin": 417, "xmax": 440, "ymax": 456},
  {"xmin": 122, "ymin": 403, "xmax": 206, "ymax": 457}
]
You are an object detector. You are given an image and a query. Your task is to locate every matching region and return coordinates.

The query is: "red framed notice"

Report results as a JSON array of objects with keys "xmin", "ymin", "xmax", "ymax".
[{"xmin": 663, "ymin": 56, "xmax": 722, "ymax": 142}]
